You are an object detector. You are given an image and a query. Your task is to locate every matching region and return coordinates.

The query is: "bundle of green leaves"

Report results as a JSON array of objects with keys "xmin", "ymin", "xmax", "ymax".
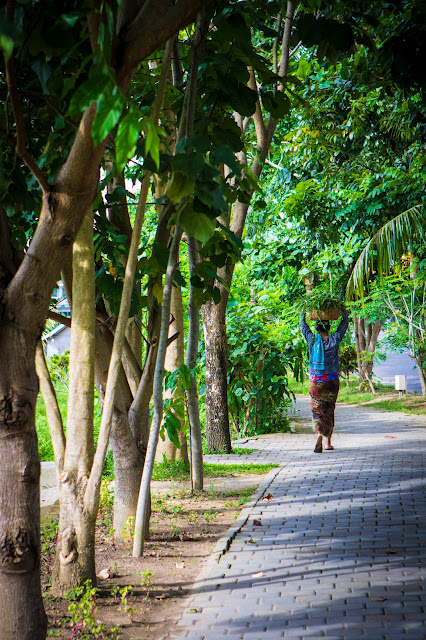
[{"xmin": 301, "ymin": 289, "xmax": 344, "ymax": 313}]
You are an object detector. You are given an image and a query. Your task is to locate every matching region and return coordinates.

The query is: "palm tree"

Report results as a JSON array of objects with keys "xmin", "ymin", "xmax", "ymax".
[{"xmin": 346, "ymin": 204, "xmax": 426, "ymax": 395}]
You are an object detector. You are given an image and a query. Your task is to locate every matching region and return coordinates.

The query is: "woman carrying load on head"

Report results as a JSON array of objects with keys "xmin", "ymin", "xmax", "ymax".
[{"xmin": 300, "ymin": 308, "xmax": 349, "ymax": 453}]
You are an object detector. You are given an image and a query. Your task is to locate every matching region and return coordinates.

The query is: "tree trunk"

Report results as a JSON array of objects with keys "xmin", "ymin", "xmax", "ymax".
[
  {"xmin": 353, "ymin": 315, "xmax": 382, "ymax": 393},
  {"xmin": 0, "ymin": 329, "xmax": 47, "ymax": 640},
  {"xmin": 414, "ymin": 353, "xmax": 426, "ymax": 396},
  {"xmin": 35, "ymin": 341, "xmax": 66, "ymax": 475},
  {"xmin": 52, "ymin": 211, "xmax": 96, "ymax": 595},
  {"xmin": 201, "ymin": 300, "xmax": 232, "ymax": 452},
  {"xmin": 133, "ymin": 226, "xmax": 183, "ymax": 556},
  {"xmin": 94, "ymin": 323, "xmax": 144, "ymax": 536},
  {"xmin": 156, "ymin": 285, "xmax": 189, "ymax": 463},
  {"xmin": 185, "ymin": 236, "xmax": 203, "ymax": 491}
]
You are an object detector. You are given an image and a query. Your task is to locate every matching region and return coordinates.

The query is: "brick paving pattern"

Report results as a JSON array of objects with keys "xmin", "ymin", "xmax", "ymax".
[{"xmin": 173, "ymin": 398, "xmax": 426, "ymax": 640}]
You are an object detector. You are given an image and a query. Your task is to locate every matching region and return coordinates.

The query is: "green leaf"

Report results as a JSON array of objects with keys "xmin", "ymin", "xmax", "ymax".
[
  {"xmin": 223, "ymin": 81, "xmax": 258, "ymax": 117},
  {"xmin": 178, "ymin": 363, "xmax": 192, "ymax": 390},
  {"xmin": 93, "ymin": 93, "xmax": 125, "ymax": 145},
  {"xmin": 145, "ymin": 119, "xmax": 160, "ymax": 169},
  {"xmin": 261, "ymin": 90, "xmax": 290, "ymax": 119},
  {"xmin": 166, "ymin": 172, "xmax": 195, "ymax": 203},
  {"xmin": 179, "ymin": 206, "xmax": 216, "ymax": 243},
  {"xmin": 68, "ymin": 73, "xmax": 112, "ymax": 115},
  {"xmin": 174, "ymin": 269, "xmax": 187, "ymax": 287},
  {"xmin": 32, "ymin": 59, "xmax": 52, "ymax": 94},
  {"xmin": 0, "ymin": 16, "xmax": 18, "ymax": 59},
  {"xmin": 164, "ymin": 412, "xmax": 182, "ymax": 448},
  {"xmin": 116, "ymin": 111, "xmax": 141, "ymax": 171}
]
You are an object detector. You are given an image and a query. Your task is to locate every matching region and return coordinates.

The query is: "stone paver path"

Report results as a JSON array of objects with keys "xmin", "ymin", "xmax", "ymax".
[{"xmin": 174, "ymin": 397, "xmax": 426, "ymax": 640}]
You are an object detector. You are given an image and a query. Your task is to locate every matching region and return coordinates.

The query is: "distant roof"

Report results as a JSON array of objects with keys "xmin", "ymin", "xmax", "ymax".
[{"xmin": 43, "ymin": 323, "xmax": 69, "ymax": 341}]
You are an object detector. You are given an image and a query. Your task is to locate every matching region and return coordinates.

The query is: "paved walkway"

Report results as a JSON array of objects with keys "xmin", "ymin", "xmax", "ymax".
[{"xmin": 173, "ymin": 397, "xmax": 426, "ymax": 640}]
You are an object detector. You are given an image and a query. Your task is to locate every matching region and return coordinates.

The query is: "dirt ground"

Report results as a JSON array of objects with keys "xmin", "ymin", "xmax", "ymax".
[{"xmin": 42, "ymin": 474, "xmax": 267, "ymax": 640}]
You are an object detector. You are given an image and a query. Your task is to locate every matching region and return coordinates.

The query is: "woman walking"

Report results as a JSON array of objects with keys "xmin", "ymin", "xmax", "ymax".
[{"xmin": 300, "ymin": 308, "xmax": 349, "ymax": 453}]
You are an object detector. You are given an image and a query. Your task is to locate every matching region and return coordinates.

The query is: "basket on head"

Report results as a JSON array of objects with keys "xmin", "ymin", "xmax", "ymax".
[{"xmin": 308, "ymin": 308, "xmax": 341, "ymax": 321}]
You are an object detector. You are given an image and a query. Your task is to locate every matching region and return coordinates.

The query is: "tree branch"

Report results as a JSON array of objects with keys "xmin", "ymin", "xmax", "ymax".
[
  {"xmin": 248, "ymin": 67, "xmax": 266, "ymax": 148},
  {"xmin": 5, "ymin": 54, "xmax": 50, "ymax": 193},
  {"xmin": 118, "ymin": 0, "xmax": 213, "ymax": 79},
  {"xmin": 273, "ymin": 13, "xmax": 282, "ymax": 74}
]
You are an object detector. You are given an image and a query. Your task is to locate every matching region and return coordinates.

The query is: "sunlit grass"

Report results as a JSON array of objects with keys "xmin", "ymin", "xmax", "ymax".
[{"xmin": 152, "ymin": 459, "xmax": 278, "ymax": 481}]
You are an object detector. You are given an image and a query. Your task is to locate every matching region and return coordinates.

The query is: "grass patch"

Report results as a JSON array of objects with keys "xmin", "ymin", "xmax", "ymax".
[
  {"xmin": 362, "ymin": 396, "xmax": 426, "ymax": 414},
  {"xmin": 152, "ymin": 459, "xmax": 278, "ymax": 482},
  {"xmin": 204, "ymin": 463, "xmax": 278, "ymax": 477}
]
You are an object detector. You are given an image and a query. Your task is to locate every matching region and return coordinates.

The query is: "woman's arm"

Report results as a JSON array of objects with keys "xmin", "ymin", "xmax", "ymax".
[{"xmin": 300, "ymin": 311, "xmax": 314, "ymax": 344}]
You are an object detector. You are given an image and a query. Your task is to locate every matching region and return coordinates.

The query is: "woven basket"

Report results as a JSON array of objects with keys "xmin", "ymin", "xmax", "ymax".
[{"xmin": 308, "ymin": 308, "xmax": 341, "ymax": 321}]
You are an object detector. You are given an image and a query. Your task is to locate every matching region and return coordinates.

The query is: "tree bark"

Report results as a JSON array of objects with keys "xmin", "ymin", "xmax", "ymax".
[
  {"xmin": 0, "ymin": 329, "xmax": 47, "ymax": 640},
  {"xmin": 94, "ymin": 323, "xmax": 144, "ymax": 536},
  {"xmin": 353, "ymin": 315, "xmax": 382, "ymax": 393},
  {"xmin": 35, "ymin": 341, "xmax": 66, "ymax": 475},
  {"xmin": 52, "ymin": 211, "xmax": 96, "ymax": 595},
  {"xmin": 156, "ymin": 285, "xmax": 189, "ymax": 463},
  {"xmin": 201, "ymin": 300, "xmax": 232, "ymax": 452},
  {"xmin": 133, "ymin": 226, "xmax": 182, "ymax": 556},
  {"xmin": 185, "ymin": 237, "xmax": 203, "ymax": 491}
]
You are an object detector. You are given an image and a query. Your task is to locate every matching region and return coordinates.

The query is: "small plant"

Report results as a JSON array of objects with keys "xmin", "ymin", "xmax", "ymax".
[
  {"xmin": 67, "ymin": 580, "xmax": 119, "ymax": 639},
  {"xmin": 118, "ymin": 585, "xmax": 136, "ymax": 622},
  {"xmin": 110, "ymin": 585, "xmax": 120, "ymax": 605},
  {"xmin": 98, "ymin": 481, "xmax": 114, "ymax": 526},
  {"xmin": 170, "ymin": 523, "xmax": 182, "ymax": 538},
  {"xmin": 41, "ymin": 517, "xmax": 59, "ymax": 567},
  {"xmin": 140, "ymin": 570, "xmax": 154, "ymax": 599},
  {"xmin": 121, "ymin": 516, "xmax": 135, "ymax": 554},
  {"xmin": 186, "ymin": 510, "xmax": 199, "ymax": 524},
  {"xmin": 47, "ymin": 351, "xmax": 70, "ymax": 389},
  {"xmin": 203, "ymin": 508, "xmax": 219, "ymax": 523},
  {"xmin": 171, "ymin": 503, "xmax": 185, "ymax": 517}
]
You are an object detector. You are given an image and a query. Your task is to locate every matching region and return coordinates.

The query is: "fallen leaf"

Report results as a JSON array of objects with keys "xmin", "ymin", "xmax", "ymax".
[
  {"xmin": 386, "ymin": 548, "xmax": 397, "ymax": 554},
  {"xmin": 252, "ymin": 572, "xmax": 263, "ymax": 578},
  {"xmin": 245, "ymin": 538, "xmax": 256, "ymax": 544},
  {"xmin": 190, "ymin": 608, "xmax": 200, "ymax": 613},
  {"xmin": 175, "ymin": 561, "xmax": 185, "ymax": 569},
  {"xmin": 385, "ymin": 436, "xmax": 397, "ymax": 439},
  {"xmin": 155, "ymin": 593, "xmax": 166, "ymax": 600},
  {"xmin": 253, "ymin": 519, "xmax": 262, "ymax": 526},
  {"xmin": 263, "ymin": 494, "xmax": 273, "ymax": 501},
  {"xmin": 371, "ymin": 597, "xmax": 387, "ymax": 602}
]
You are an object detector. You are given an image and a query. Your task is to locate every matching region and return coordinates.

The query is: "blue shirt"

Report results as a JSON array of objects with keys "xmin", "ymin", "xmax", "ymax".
[{"xmin": 300, "ymin": 310, "xmax": 349, "ymax": 376}]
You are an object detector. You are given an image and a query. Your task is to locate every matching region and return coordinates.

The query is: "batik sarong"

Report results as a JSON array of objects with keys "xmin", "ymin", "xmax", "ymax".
[{"xmin": 309, "ymin": 378, "xmax": 339, "ymax": 438}]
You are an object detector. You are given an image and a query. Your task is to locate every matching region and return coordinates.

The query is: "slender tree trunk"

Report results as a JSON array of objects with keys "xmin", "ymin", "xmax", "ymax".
[
  {"xmin": 133, "ymin": 226, "xmax": 182, "ymax": 557},
  {"xmin": 185, "ymin": 237, "xmax": 203, "ymax": 491},
  {"xmin": 201, "ymin": 300, "xmax": 232, "ymax": 452},
  {"xmin": 52, "ymin": 211, "xmax": 96, "ymax": 595},
  {"xmin": 94, "ymin": 324, "xmax": 144, "ymax": 536},
  {"xmin": 156, "ymin": 285, "xmax": 189, "ymax": 462},
  {"xmin": 35, "ymin": 341, "xmax": 66, "ymax": 475}
]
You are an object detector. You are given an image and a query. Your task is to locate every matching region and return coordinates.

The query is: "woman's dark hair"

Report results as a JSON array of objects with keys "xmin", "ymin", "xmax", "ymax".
[{"xmin": 316, "ymin": 320, "xmax": 330, "ymax": 333}]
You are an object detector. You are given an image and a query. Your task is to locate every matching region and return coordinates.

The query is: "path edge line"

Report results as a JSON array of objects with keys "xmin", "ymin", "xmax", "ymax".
[{"xmin": 183, "ymin": 464, "xmax": 283, "ymax": 602}]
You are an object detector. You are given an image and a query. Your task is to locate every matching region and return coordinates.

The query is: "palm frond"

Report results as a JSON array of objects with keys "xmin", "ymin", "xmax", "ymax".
[{"xmin": 346, "ymin": 204, "xmax": 426, "ymax": 301}]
